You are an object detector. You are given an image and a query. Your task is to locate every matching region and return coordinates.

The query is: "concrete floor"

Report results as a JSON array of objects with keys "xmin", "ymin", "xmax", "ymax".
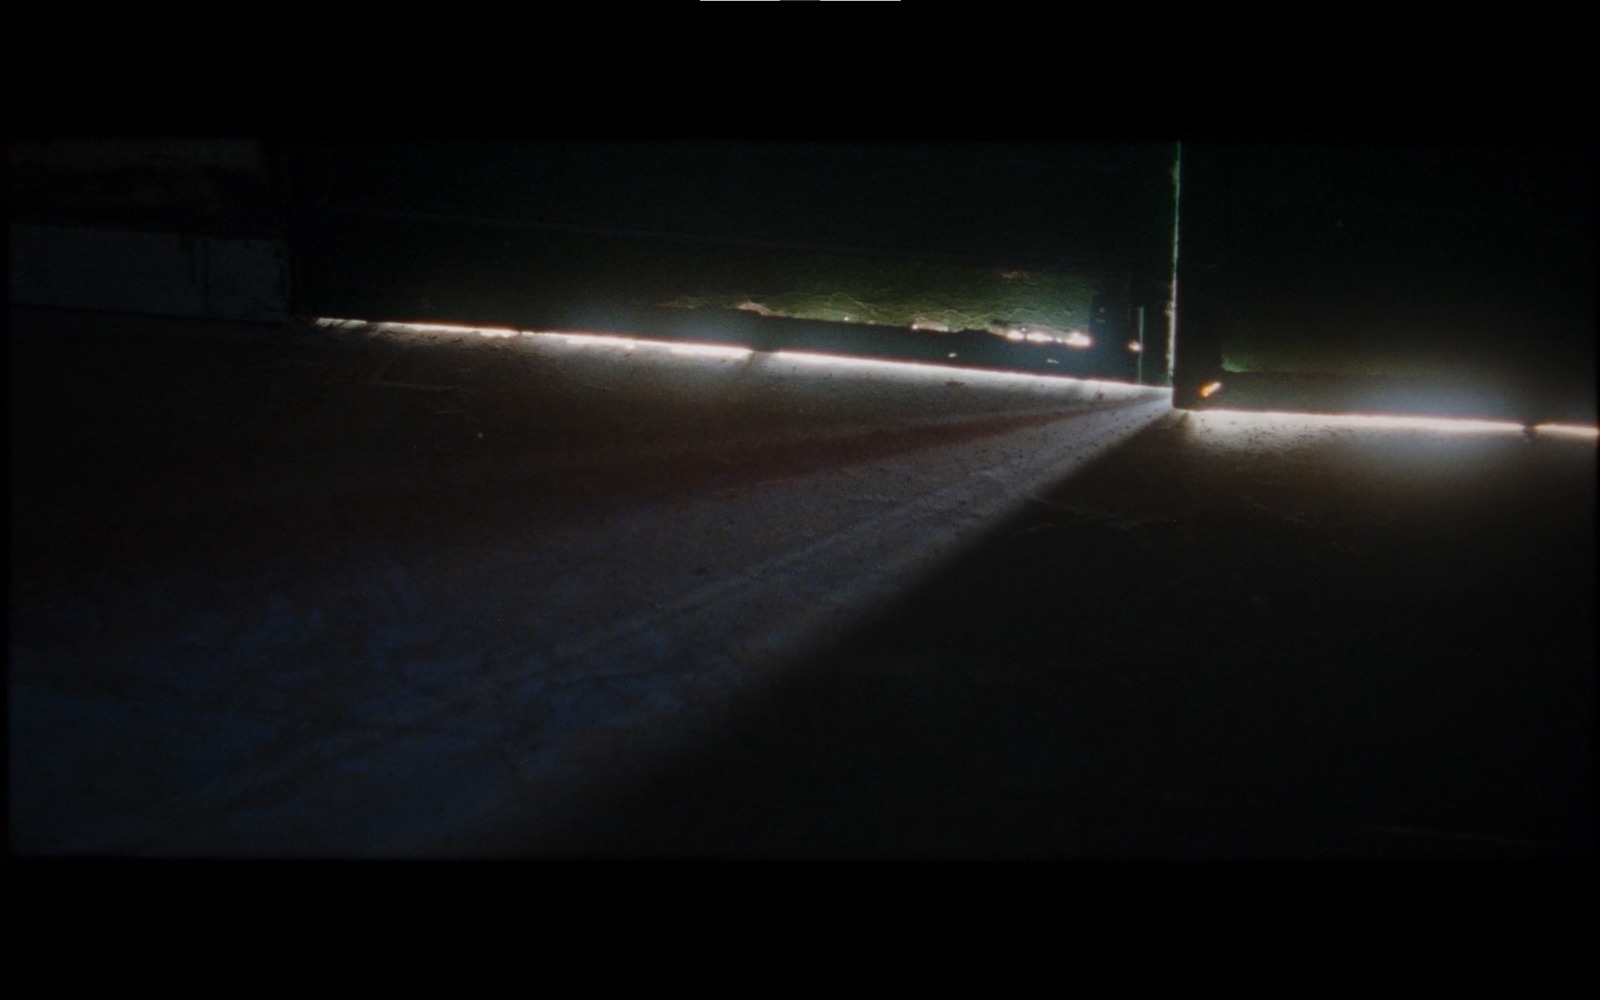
[
  {"xmin": 537, "ymin": 410, "xmax": 1596, "ymax": 859},
  {"xmin": 8, "ymin": 307, "xmax": 1594, "ymax": 858}
]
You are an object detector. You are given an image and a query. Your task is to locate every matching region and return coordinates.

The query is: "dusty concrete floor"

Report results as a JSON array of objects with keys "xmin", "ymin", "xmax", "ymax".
[
  {"xmin": 9, "ymin": 307, "xmax": 1594, "ymax": 858},
  {"xmin": 540, "ymin": 411, "xmax": 1595, "ymax": 859},
  {"xmin": 8, "ymin": 307, "xmax": 1162, "ymax": 855}
]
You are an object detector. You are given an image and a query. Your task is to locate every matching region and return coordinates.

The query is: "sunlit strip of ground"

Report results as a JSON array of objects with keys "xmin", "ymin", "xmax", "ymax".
[
  {"xmin": 768, "ymin": 348, "xmax": 1152, "ymax": 397},
  {"xmin": 315, "ymin": 318, "xmax": 521, "ymax": 338},
  {"xmin": 1532, "ymin": 423, "xmax": 1600, "ymax": 439},
  {"xmin": 312, "ymin": 317, "xmax": 1163, "ymax": 398},
  {"xmin": 1183, "ymin": 407, "xmax": 1598, "ymax": 450}
]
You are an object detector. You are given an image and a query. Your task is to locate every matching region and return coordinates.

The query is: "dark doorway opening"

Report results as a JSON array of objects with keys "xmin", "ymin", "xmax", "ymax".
[{"xmin": 1172, "ymin": 140, "xmax": 1594, "ymax": 427}]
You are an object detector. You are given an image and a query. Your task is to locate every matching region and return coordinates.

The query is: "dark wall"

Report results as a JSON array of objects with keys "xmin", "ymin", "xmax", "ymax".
[
  {"xmin": 8, "ymin": 139, "xmax": 291, "ymax": 322},
  {"xmin": 288, "ymin": 140, "xmax": 1179, "ymax": 337},
  {"xmin": 9, "ymin": 138, "xmax": 285, "ymax": 239},
  {"xmin": 292, "ymin": 140, "xmax": 1174, "ymax": 269}
]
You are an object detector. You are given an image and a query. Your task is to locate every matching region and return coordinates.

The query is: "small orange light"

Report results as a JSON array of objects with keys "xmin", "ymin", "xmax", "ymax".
[{"xmin": 1199, "ymin": 381, "xmax": 1223, "ymax": 398}]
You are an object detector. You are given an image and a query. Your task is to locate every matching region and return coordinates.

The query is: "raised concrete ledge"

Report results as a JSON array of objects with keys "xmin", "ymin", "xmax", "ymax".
[{"xmin": 8, "ymin": 224, "xmax": 287, "ymax": 323}]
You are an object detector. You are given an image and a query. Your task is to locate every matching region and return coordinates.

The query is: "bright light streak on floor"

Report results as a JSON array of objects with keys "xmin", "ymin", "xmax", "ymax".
[
  {"xmin": 1249, "ymin": 408, "xmax": 1526, "ymax": 433},
  {"xmin": 668, "ymin": 344, "xmax": 753, "ymax": 359},
  {"xmin": 1533, "ymin": 423, "xmax": 1599, "ymax": 440},
  {"xmin": 769, "ymin": 349, "xmax": 1153, "ymax": 396},
  {"xmin": 778, "ymin": 349, "xmax": 948, "ymax": 374},
  {"xmin": 1181, "ymin": 408, "xmax": 1546, "ymax": 452},
  {"xmin": 313, "ymin": 318, "xmax": 1172, "ymax": 399},
  {"xmin": 315, "ymin": 318, "xmax": 522, "ymax": 339},
  {"xmin": 561, "ymin": 333, "xmax": 640, "ymax": 349}
]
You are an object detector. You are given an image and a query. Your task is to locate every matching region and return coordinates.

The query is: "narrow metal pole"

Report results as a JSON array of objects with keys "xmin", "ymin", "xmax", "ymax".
[
  {"xmin": 1166, "ymin": 141, "xmax": 1182, "ymax": 387},
  {"xmin": 1136, "ymin": 305, "xmax": 1145, "ymax": 384}
]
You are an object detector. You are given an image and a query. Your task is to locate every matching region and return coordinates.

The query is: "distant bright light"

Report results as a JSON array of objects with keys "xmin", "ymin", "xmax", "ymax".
[
  {"xmin": 1063, "ymin": 331, "xmax": 1093, "ymax": 349},
  {"xmin": 1199, "ymin": 381, "xmax": 1224, "ymax": 398},
  {"xmin": 1025, "ymin": 331, "xmax": 1054, "ymax": 345},
  {"xmin": 1127, "ymin": 340, "xmax": 1143, "ymax": 353}
]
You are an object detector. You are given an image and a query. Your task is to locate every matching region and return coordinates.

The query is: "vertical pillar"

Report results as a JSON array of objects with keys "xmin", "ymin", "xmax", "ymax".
[
  {"xmin": 1171, "ymin": 142, "xmax": 1232, "ymax": 407},
  {"xmin": 1120, "ymin": 142, "xmax": 1182, "ymax": 387}
]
